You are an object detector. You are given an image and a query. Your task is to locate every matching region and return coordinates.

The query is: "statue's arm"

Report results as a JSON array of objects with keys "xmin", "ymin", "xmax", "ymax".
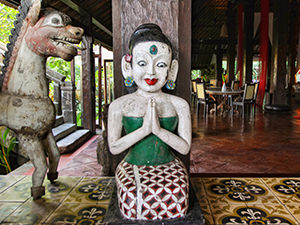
[
  {"xmin": 107, "ymin": 100, "xmax": 152, "ymax": 155},
  {"xmin": 152, "ymin": 98, "xmax": 191, "ymax": 155}
]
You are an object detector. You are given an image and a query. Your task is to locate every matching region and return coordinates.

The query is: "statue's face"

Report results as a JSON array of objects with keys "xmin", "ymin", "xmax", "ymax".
[
  {"xmin": 132, "ymin": 41, "xmax": 172, "ymax": 93},
  {"xmin": 25, "ymin": 11, "xmax": 84, "ymax": 61}
]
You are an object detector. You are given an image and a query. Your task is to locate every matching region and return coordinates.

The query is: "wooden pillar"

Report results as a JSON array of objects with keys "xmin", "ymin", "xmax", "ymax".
[
  {"xmin": 61, "ymin": 81, "xmax": 76, "ymax": 123},
  {"xmin": 98, "ymin": 45, "xmax": 102, "ymax": 129},
  {"xmin": 53, "ymin": 82, "xmax": 62, "ymax": 115},
  {"xmin": 70, "ymin": 59, "xmax": 75, "ymax": 84},
  {"xmin": 112, "ymin": 0, "xmax": 191, "ymax": 171},
  {"xmin": 177, "ymin": 0, "xmax": 192, "ymax": 103},
  {"xmin": 297, "ymin": 28, "xmax": 300, "ymax": 69},
  {"xmin": 226, "ymin": 1, "xmax": 236, "ymax": 84},
  {"xmin": 257, "ymin": 0, "xmax": 269, "ymax": 106},
  {"xmin": 271, "ymin": 0, "xmax": 289, "ymax": 106},
  {"xmin": 237, "ymin": 4, "xmax": 244, "ymax": 87},
  {"xmin": 103, "ymin": 60, "xmax": 108, "ymax": 104},
  {"xmin": 81, "ymin": 15, "xmax": 96, "ymax": 133},
  {"xmin": 69, "ymin": 59, "xmax": 76, "ymax": 121},
  {"xmin": 288, "ymin": 1, "xmax": 299, "ymax": 92},
  {"xmin": 216, "ymin": 44, "xmax": 223, "ymax": 86},
  {"xmin": 112, "ymin": 0, "xmax": 124, "ymax": 99},
  {"xmin": 243, "ymin": 0, "xmax": 254, "ymax": 83}
]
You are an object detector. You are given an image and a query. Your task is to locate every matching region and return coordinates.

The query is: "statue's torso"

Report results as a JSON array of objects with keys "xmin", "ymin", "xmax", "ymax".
[
  {"xmin": 122, "ymin": 116, "xmax": 178, "ymax": 166},
  {"xmin": 119, "ymin": 92, "xmax": 177, "ymax": 118}
]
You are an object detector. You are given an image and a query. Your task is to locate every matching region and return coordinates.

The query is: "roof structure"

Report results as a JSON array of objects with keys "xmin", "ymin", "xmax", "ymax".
[{"xmin": 0, "ymin": 0, "xmax": 276, "ymax": 69}]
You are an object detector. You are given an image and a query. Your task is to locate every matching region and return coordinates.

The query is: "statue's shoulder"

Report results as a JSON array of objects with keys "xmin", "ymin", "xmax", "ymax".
[
  {"xmin": 108, "ymin": 93, "xmax": 137, "ymax": 112},
  {"xmin": 168, "ymin": 94, "xmax": 189, "ymax": 108}
]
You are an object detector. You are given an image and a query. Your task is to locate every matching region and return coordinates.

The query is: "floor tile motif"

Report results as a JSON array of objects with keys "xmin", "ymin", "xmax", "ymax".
[
  {"xmin": 63, "ymin": 177, "xmax": 115, "ymax": 204},
  {"xmin": 208, "ymin": 178, "xmax": 266, "ymax": 202},
  {"xmin": 64, "ymin": 177, "xmax": 115, "ymax": 204},
  {"xmin": 263, "ymin": 178, "xmax": 300, "ymax": 204},
  {"xmin": 191, "ymin": 178, "xmax": 215, "ymax": 225},
  {"xmin": 45, "ymin": 203, "xmax": 108, "ymax": 225},
  {"xmin": 192, "ymin": 177, "xmax": 300, "ymax": 225},
  {"xmin": 3, "ymin": 199, "xmax": 59, "ymax": 224},
  {"xmin": 0, "ymin": 203, "xmax": 22, "ymax": 223},
  {"xmin": 217, "ymin": 204, "xmax": 296, "ymax": 225},
  {"xmin": 0, "ymin": 175, "xmax": 25, "ymax": 193},
  {"xmin": 0, "ymin": 175, "xmax": 32, "ymax": 202},
  {"xmin": 0, "ymin": 176, "xmax": 115, "ymax": 224},
  {"xmin": 1, "ymin": 176, "xmax": 300, "ymax": 224},
  {"xmin": 262, "ymin": 177, "xmax": 300, "ymax": 224},
  {"xmin": 44, "ymin": 176, "xmax": 82, "ymax": 203},
  {"xmin": 285, "ymin": 203, "xmax": 300, "ymax": 224},
  {"xmin": 202, "ymin": 178, "xmax": 279, "ymax": 206}
]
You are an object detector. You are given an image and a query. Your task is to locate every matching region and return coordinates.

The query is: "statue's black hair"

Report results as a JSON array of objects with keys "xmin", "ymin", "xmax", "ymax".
[{"xmin": 128, "ymin": 23, "xmax": 172, "ymax": 55}]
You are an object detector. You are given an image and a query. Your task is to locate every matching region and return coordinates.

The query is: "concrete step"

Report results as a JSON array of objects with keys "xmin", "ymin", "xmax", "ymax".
[
  {"xmin": 54, "ymin": 115, "xmax": 64, "ymax": 127},
  {"xmin": 52, "ymin": 123, "xmax": 77, "ymax": 141},
  {"xmin": 57, "ymin": 129, "xmax": 91, "ymax": 154}
]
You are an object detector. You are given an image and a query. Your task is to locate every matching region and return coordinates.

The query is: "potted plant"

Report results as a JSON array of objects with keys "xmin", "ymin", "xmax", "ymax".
[{"xmin": 0, "ymin": 127, "xmax": 17, "ymax": 174}]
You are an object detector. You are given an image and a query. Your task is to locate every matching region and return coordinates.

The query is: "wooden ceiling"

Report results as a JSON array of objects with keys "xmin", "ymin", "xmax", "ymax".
[
  {"xmin": 0, "ymin": 0, "xmax": 269, "ymax": 69},
  {"xmin": 192, "ymin": 0, "xmax": 228, "ymax": 69}
]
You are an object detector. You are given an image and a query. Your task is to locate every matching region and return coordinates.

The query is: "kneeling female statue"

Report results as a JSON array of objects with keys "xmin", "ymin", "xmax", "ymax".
[{"xmin": 108, "ymin": 23, "xmax": 191, "ymax": 221}]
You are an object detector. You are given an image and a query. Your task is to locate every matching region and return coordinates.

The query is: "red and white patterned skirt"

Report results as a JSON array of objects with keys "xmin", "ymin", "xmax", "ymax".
[{"xmin": 115, "ymin": 158, "xmax": 189, "ymax": 220}]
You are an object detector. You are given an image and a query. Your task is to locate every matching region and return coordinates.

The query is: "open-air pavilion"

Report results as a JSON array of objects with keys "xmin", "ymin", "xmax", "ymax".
[{"xmin": 0, "ymin": 0, "xmax": 300, "ymax": 224}]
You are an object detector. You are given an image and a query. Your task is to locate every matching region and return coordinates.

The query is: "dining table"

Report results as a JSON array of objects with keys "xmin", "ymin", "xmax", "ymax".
[{"xmin": 205, "ymin": 87, "xmax": 244, "ymax": 115}]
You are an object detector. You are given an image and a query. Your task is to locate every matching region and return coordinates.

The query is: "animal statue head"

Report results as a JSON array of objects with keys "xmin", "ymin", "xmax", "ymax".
[
  {"xmin": 0, "ymin": 0, "xmax": 84, "ymax": 90},
  {"xmin": 25, "ymin": 8, "xmax": 83, "ymax": 61}
]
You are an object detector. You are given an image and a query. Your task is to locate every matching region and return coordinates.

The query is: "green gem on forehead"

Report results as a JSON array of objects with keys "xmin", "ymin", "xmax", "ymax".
[{"xmin": 149, "ymin": 45, "xmax": 158, "ymax": 55}]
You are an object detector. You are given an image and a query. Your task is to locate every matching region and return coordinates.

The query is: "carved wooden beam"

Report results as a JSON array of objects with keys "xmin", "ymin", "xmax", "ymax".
[
  {"xmin": 0, "ymin": 0, "xmax": 18, "ymax": 9},
  {"xmin": 58, "ymin": 0, "xmax": 112, "ymax": 37},
  {"xmin": 46, "ymin": 68, "xmax": 66, "ymax": 84}
]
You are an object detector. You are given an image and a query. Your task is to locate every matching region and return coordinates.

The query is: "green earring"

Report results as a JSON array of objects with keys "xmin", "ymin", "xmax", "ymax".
[
  {"xmin": 165, "ymin": 80, "xmax": 175, "ymax": 90},
  {"xmin": 124, "ymin": 76, "xmax": 134, "ymax": 87}
]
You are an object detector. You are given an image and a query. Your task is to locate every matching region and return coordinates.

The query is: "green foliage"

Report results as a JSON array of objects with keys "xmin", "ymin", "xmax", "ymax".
[
  {"xmin": 191, "ymin": 70, "xmax": 201, "ymax": 80},
  {"xmin": 0, "ymin": 3, "xmax": 18, "ymax": 44},
  {"xmin": 0, "ymin": 127, "xmax": 17, "ymax": 173},
  {"xmin": 47, "ymin": 57, "xmax": 71, "ymax": 81},
  {"xmin": 76, "ymin": 111, "xmax": 82, "ymax": 127},
  {"xmin": 201, "ymin": 64, "xmax": 216, "ymax": 81}
]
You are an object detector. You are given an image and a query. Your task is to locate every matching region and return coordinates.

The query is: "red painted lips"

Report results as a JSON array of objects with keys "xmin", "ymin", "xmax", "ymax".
[{"xmin": 144, "ymin": 78, "xmax": 158, "ymax": 85}]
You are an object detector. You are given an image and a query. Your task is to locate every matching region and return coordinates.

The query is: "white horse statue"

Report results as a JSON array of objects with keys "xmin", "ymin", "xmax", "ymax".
[{"xmin": 0, "ymin": 0, "xmax": 83, "ymax": 199}]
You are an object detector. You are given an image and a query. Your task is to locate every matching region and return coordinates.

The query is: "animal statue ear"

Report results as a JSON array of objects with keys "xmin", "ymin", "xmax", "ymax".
[
  {"xmin": 121, "ymin": 55, "xmax": 132, "ymax": 79},
  {"xmin": 168, "ymin": 59, "xmax": 179, "ymax": 82},
  {"xmin": 26, "ymin": 0, "xmax": 42, "ymax": 26}
]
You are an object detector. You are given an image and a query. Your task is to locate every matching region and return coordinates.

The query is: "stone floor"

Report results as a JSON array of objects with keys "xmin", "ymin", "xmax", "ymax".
[
  {"xmin": 190, "ymin": 99, "xmax": 300, "ymax": 175},
  {"xmin": 1, "ymin": 99, "xmax": 300, "ymax": 224},
  {"xmin": 0, "ymin": 175, "xmax": 114, "ymax": 224},
  {"xmin": 191, "ymin": 177, "xmax": 300, "ymax": 225},
  {"xmin": 1, "ymin": 175, "xmax": 300, "ymax": 224}
]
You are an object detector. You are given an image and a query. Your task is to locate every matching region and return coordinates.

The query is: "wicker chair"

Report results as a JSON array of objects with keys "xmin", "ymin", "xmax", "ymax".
[
  {"xmin": 191, "ymin": 80, "xmax": 197, "ymax": 103},
  {"xmin": 231, "ymin": 80, "xmax": 240, "ymax": 90},
  {"xmin": 196, "ymin": 82, "xmax": 217, "ymax": 117},
  {"xmin": 232, "ymin": 83, "xmax": 255, "ymax": 118}
]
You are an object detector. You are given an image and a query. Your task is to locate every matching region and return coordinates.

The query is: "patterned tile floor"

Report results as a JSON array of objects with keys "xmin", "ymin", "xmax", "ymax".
[
  {"xmin": 0, "ymin": 175, "xmax": 115, "ymax": 224},
  {"xmin": 191, "ymin": 177, "xmax": 300, "ymax": 225},
  {"xmin": 1, "ymin": 175, "xmax": 300, "ymax": 224},
  {"xmin": 2, "ymin": 102, "xmax": 300, "ymax": 224}
]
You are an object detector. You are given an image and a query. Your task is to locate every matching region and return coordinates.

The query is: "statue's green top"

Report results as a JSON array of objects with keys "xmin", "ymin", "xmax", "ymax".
[{"xmin": 122, "ymin": 116, "xmax": 178, "ymax": 166}]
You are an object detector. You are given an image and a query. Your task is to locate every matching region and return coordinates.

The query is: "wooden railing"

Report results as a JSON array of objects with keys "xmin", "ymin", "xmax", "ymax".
[{"xmin": 46, "ymin": 68, "xmax": 76, "ymax": 123}]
